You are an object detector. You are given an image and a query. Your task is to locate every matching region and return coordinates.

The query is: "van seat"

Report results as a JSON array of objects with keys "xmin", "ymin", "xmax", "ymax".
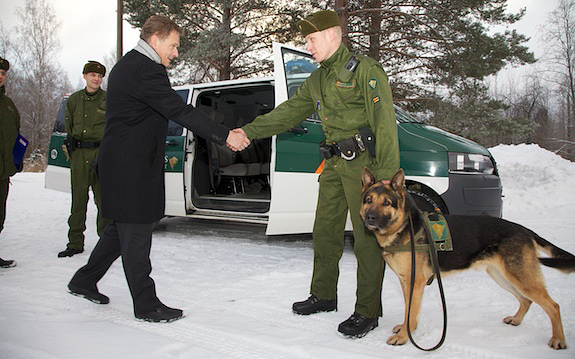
[{"xmin": 208, "ymin": 111, "xmax": 261, "ymax": 191}]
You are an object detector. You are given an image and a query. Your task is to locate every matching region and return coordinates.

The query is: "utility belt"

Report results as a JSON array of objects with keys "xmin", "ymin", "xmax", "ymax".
[
  {"xmin": 64, "ymin": 136, "xmax": 100, "ymax": 153},
  {"xmin": 320, "ymin": 126, "xmax": 375, "ymax": 161}
]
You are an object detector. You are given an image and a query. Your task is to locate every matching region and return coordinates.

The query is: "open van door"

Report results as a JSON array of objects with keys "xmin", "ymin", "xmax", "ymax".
[{"xmin": 265, "ymin": 43, "xmax": 326, "ymax": 235}]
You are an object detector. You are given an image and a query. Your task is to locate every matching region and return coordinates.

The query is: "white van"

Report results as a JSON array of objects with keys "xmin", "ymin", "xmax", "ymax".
[{"xmin": 45, "ymin": 43, "xmax": 503, "ymax": 235}]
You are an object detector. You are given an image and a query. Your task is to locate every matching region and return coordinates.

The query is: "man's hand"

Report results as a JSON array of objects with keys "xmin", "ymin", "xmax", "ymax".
[{"xmin": 226, "ymin": 128, "xmax": 250, "ymax": 151}]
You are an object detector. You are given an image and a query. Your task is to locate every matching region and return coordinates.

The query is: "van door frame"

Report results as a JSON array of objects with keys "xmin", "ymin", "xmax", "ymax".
[{"xmin": 265, "ymin": 42, "xmax": 352, "ymax": 235}]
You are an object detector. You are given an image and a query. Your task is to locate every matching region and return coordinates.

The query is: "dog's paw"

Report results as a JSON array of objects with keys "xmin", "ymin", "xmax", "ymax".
[
  {"xmin": 392, "ymin": 324, "xmax": 403, "ymax": 334},
  {"xmin": 503, "ymin": 316, "xmax": 522, "ymax": 326},
  {"xmin": 548, "ymin": 337, "xmax": 567, "ymax": 350},
  {"xmin": 386, "ymin": 333, "xmax": 408, "ymax": 346}
]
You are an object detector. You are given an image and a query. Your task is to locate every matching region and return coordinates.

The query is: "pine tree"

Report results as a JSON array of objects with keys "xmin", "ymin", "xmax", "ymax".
[{"xmin": 124, "ymin": 0, "xmax": 326, "ymax": 83}]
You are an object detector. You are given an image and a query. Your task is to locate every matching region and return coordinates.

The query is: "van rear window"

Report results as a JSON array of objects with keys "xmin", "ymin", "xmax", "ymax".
[{"xmin": 53, "ymin": 98, "xmax": 67, "ymax": 134}]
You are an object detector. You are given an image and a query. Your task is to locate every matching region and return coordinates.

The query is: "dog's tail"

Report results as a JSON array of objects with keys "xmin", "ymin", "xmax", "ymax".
[{"xmin": 534, "ymin": 235, "xmax": 575, "ymax": 274}]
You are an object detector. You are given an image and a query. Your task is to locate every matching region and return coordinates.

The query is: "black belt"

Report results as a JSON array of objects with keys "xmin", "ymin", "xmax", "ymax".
[{"xmin": 76, "ymin": 140, "xmax": 100, "ymax": 148}]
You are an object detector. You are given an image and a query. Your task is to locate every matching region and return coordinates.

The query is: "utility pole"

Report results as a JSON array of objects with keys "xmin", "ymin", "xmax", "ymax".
[{"xmin": 117, "ymin": 0, "xmax": 123, "ymax": 61}]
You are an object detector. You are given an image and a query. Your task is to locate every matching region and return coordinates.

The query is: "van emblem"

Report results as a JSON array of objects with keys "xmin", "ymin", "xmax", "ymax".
[{"xmin": 168, "ymin": 156, "xmax": 179, "ymax": 170}]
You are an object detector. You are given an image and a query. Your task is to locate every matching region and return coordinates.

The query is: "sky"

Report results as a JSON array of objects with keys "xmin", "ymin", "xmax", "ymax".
[{"xmin": 0, "ymin": 0, "xmax": 561, "ymax": 87}]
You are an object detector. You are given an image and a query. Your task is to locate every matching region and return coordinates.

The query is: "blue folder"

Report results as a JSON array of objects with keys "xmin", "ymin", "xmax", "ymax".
[{"xmin": 13, "ymin": 134, "xmax": 29, "ymax": 170}]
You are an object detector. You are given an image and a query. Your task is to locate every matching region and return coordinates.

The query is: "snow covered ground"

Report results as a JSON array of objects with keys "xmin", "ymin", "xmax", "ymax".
[{"xmin": 0, "ymin": 143, "xmax": 574, "ymax": 359}]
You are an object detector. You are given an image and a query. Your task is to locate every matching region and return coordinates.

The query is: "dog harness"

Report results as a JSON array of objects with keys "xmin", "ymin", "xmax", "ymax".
[{"xmin": 382, "ymin": 212, "xmax": 453, "ymax": 253}]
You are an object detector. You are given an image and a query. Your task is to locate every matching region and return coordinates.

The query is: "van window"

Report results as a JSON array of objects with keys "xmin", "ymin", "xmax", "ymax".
[
  {"xmin": 281, "ymin": 49, "xmax": 320, "ymax": 123},
  {"xmin": 167, "ymin": 89, "xmax": 190, "ymax": 136},
  {"xmin": 53, "ymin": 98, "xmax": 67, "ymax": 133},
  {"xmin": 282, "ymin": 50, "xmax": 318, "ymax": 99}
]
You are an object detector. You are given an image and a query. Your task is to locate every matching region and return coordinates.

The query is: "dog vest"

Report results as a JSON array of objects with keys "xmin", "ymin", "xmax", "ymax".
[{"xmin": 382, "ymin": 212, "xmax": 453, "ymax": 253}]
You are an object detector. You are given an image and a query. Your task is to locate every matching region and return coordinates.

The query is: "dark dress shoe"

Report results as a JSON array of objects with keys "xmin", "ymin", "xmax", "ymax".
[
  {"xmin": 0, "ymin": 257, "xmax": 16, "ymax": 268},
  {"xmin": 292, "ymin": 294, "xmax": 337, "ymax": 315},
  {"xmin": 68, "ymin": 283, "xmax": 109, "ymax": 304},
  {"xmin": 58, "ymin": 248, "xmax": 84, "ymax": 258},
  {"xmin": 136, "ymin": 305, "xmax": 184, "ymax": 323},
  {"xmin": 338, "ymin": 312, "xmax": 378, "ymax": 338}
]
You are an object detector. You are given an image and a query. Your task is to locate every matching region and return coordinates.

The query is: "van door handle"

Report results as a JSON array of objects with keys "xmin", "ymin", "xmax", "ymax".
[
  {"xmin": 165, "ymin": 140, "xmax": 179, "ymax": 146},
  {"xmin": 289, "ymin": 126, "xmax": 308, "ymax": 134}
]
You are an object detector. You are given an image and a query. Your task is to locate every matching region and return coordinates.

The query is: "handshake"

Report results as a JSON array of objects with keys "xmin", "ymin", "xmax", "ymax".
[{"xmin": 226, "ymin": 128, "xmax": 250, "ymax": 152}]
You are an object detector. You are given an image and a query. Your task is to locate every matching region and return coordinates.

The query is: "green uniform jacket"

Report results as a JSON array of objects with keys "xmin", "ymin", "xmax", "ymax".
[
  {"xmin": 65, "ymin": 88, "xmax": 106, "ymax": 142},
  {"xmin": 0, "ymin": 86, "xmax": 20, "ymax": 180},
  {"xmin": 242, "ymin": 44, "xmax": 399, "ymax": 180}
]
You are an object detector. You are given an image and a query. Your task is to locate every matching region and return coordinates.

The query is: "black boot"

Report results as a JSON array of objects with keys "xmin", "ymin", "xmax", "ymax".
[
  {"xmin": 136, "ymin": 304, "xmax": 184, "ymax": 323},
  {"xmin": 58, "ymin": 247, "xmax": 84, "ymax": 258},
  {"xmin": 68, "ymin": 282, "xmax": 110, "ymax": 304},
  {"xmin": 0, "ymin": 257, "xmax": 16, "ymax": 268},
  {"xmin": 292, "ymin": 294, "xmax": 337, "ymax": 315},
  {"xmin": 338, "ymin": 312, "xmax": 378, "ymax": 338}
]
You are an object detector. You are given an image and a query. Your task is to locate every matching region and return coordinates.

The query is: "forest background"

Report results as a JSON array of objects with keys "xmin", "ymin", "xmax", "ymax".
[{"xmin": 1, "ymin": 0, "xmax": 574, "ymax": 167}]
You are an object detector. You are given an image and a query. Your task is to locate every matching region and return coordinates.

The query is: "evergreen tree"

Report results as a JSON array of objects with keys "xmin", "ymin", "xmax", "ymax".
[
  {"xmin": 340, "ymin": 0, "xmax": 535, "ymax": 103},
  {"xmin": 333, "ymin": 0, "xmax": 538, "ymax": 147},
  {"xmin": 124, "ymin": 0, "xmax": 326, "ymax": 83}
]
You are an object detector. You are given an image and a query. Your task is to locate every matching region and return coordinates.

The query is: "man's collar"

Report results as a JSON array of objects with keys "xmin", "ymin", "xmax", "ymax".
[
  {"xmin": 134, "ymin": 39, "xmax": 162, "ymax": 65},
  {"xmin": 321, "ymin": 43, "xmax": 350, "ymax": 69},
  {"xmin": 84, "ymin": 87, "xmax": 101, "ymax": 97}
]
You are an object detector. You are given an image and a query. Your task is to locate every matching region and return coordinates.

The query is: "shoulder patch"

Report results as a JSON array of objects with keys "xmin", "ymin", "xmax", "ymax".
[
  {"xmin": 372, "ymin": 96, "xmax": 380, "ymax": 105},
  {"xmin": 368, "ymin": 79, "xmax": 377, "ymax": 90}
]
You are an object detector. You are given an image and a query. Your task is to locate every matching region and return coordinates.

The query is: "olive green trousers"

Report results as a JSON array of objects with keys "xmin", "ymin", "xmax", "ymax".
[
  {"xmin": 67, "ymin": 148, "xmax": 110, "ymax": 250},
  {"xmin": 311, "ymin": 152, "xmax": 385, "ymax": 318}
]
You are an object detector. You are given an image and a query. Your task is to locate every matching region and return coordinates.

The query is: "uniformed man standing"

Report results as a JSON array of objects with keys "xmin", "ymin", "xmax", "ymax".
[
  {"xmin": 239, "ymin": 10, "xmax": 400, "ymax": 338},
  {"xmin": 58, "ymin": 61, "xmax": 111, "ymax": 258},
  {"xmin": 0, "ymin": 57, "xmax": 20, "ymax": 268}
]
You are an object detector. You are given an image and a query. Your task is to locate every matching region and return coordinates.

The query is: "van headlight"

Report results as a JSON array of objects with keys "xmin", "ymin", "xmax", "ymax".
[{"xmin": 449, "ymin": 152, "xmax": 495, "ymax": 174}]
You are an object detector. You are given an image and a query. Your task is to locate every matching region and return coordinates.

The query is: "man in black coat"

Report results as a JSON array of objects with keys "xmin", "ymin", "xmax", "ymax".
[{"xmin": 67, "ymin": 16, "xmax": 250, "ymax": 323}]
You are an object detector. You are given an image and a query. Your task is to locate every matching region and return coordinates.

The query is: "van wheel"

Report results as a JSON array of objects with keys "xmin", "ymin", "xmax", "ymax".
[{"xmin": 406, "ymin": 187, "xmax": 448, "ymax": 214}]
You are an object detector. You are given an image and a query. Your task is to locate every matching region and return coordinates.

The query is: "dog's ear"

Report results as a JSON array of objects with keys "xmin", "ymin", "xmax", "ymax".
[
  {"xmin": 390, "ymin": 169, "xmax": 405, "ymax": 191},
  {"xmin": 362, "ymin": 167, "xmax": 376, "ymax": 189}
]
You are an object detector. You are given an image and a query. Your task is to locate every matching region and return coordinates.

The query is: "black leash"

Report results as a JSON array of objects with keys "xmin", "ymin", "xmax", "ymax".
[{"xmin": 405, "ymin": 192, "xmax": 448, "ymax": 351}]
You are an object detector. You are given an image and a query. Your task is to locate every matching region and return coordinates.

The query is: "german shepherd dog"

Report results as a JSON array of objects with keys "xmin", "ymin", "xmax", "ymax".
[{"xmin": 360, "ymin": 168, "xmax": 575, "ymax": 350}]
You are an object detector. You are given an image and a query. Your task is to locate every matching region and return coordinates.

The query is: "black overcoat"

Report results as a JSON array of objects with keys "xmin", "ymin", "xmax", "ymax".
[{"xmin": 98, "ymin": 50, "xmax": 228, "ymax": 223}]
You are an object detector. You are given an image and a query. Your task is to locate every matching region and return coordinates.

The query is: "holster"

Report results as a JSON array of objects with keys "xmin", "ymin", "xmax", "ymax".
[
  {"xmin": 359, "ymin": 126, "xmax": 376, "ymax": 157},
  {"xmin": 64, "ymin": 135, "xmax": 77, "ymax": 154}
]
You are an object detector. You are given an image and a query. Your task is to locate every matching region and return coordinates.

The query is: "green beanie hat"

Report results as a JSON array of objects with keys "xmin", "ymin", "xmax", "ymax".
[
  {"xmin": 82, "ymin": 61, "xmax": 106, "ymax": 76},
  {"xmin": 296, "ymin": 10, "xmax": 341, "ymax": 37},
  {"xmin": 0, "ymin": 57, "xmax": 10, "ymax": 71}
]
